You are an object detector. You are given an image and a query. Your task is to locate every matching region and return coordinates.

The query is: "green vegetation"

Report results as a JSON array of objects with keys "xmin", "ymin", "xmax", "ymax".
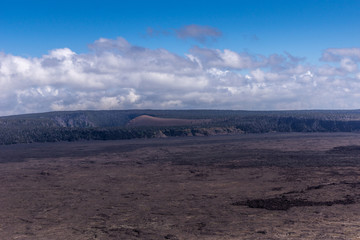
[{"xmin": 2, "ymin": 109, "xmax": 360, "ymax": 144}]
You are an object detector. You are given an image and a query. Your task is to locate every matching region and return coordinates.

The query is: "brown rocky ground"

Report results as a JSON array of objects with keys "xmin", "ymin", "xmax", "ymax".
[{"xmin": 1, "ymin": 133, "xmax": 360, "ymax": 239}]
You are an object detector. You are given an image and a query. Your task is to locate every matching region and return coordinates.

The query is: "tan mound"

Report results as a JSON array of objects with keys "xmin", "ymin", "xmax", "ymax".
[{"xmin": 127, "ymin": 115, "xmax": 210, "ymax": 127}]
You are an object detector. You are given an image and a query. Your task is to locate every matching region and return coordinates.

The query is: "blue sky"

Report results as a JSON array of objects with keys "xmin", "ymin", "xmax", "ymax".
[
  {"xmin": 2, "ymin": 0, "xmax": 359, "ymax": 61},
  {"xmin": 0, "ymin": 0, "xmax": 360, "ymax": 115}
]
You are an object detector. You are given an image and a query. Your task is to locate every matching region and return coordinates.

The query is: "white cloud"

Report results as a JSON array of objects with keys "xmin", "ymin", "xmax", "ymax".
[
  {"xmin": 340, "ymin": 58, "xmax": 358, "ymax": 72},
  {"xmin": 189, "ymin": 46, "xmax": 266, "ymax": 70},
  {"xmin": 321, "ymin": 48, "xmax": 360, "ymax": 62},
  {"xmin": 88, "ymin": 37, "xmax": 132, "ymax": 52},
  {"xmin": 1, "ymin": 37, "xmax": 360, "ymax": 116}
]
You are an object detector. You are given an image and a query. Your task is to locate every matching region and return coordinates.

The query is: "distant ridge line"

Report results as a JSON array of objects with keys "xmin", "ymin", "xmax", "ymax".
[{"xmin": 2, "ymin": 109, "xmax": 360, "ymax": 144}]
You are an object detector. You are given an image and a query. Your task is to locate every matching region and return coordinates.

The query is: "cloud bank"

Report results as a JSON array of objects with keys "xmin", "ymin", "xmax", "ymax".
[{"xmin": 1, "ymin": 37, "xmax": 360, "ymax": 116}]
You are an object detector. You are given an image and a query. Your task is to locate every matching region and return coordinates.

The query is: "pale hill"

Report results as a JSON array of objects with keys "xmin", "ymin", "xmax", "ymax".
[{"xmin": 127, "ymin": 115, "xmax": 211, "ymax": 127}]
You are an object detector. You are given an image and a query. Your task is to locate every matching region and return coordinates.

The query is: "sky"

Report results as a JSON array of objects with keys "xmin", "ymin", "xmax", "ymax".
[{"xmin": 0, "ymin": 0, "xmax": 360, "ymax": 116}]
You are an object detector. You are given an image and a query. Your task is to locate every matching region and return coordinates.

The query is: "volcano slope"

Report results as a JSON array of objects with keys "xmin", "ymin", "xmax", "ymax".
[{"xmin": 1, "ymin": 133, "xmax": 360, "ymax": 239}]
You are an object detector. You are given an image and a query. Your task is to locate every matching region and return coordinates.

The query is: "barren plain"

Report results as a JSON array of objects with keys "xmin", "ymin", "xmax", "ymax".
[{"xmin": 1, "ymin": 133, "xmax": 360, "ymax": 239}]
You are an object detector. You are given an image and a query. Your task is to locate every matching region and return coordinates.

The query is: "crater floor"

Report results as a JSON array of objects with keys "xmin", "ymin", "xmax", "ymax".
[{"xmin": 1, "ymin": 133, "xmax": 360, "ymax": 239}]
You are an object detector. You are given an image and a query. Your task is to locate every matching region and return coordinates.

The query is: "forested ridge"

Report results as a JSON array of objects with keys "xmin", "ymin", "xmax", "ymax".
[{"xmin": 2, "ymin": 109, "xmax": 360, "ymax": 144}]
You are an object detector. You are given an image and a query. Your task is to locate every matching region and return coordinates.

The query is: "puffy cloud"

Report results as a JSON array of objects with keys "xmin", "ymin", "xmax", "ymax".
[
  {"xmin": 321, "ymin": 48, "xmax": 360, "ymax": 62},
  {"xmin": 340, "ymin": 58, "xmax": 358, "ymax": 72},
  {"xmin": 175, "ymin": 24, "xmax": 222, "ymax": 43},
  {"xmin": 189, "ymin": 46, "xmax": 266, "ymax": 69},
  {"xmin": 1, "ymin": 37, "xmax": 360, "ymax": 116},
  {"xmin": 88, "ymin": 37, "xmax": 132, "ymax": 52}
]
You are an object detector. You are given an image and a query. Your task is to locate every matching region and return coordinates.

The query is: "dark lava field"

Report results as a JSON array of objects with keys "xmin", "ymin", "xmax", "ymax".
[{"xmin": 1, "ymin": 133, "xmax": 360, "ymax": 239}]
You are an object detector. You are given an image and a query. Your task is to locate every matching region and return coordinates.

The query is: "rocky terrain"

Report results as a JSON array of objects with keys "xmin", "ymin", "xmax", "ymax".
[{"xmin": 1, "ymin": 133, "xmax": 360, "ymax": 239}]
